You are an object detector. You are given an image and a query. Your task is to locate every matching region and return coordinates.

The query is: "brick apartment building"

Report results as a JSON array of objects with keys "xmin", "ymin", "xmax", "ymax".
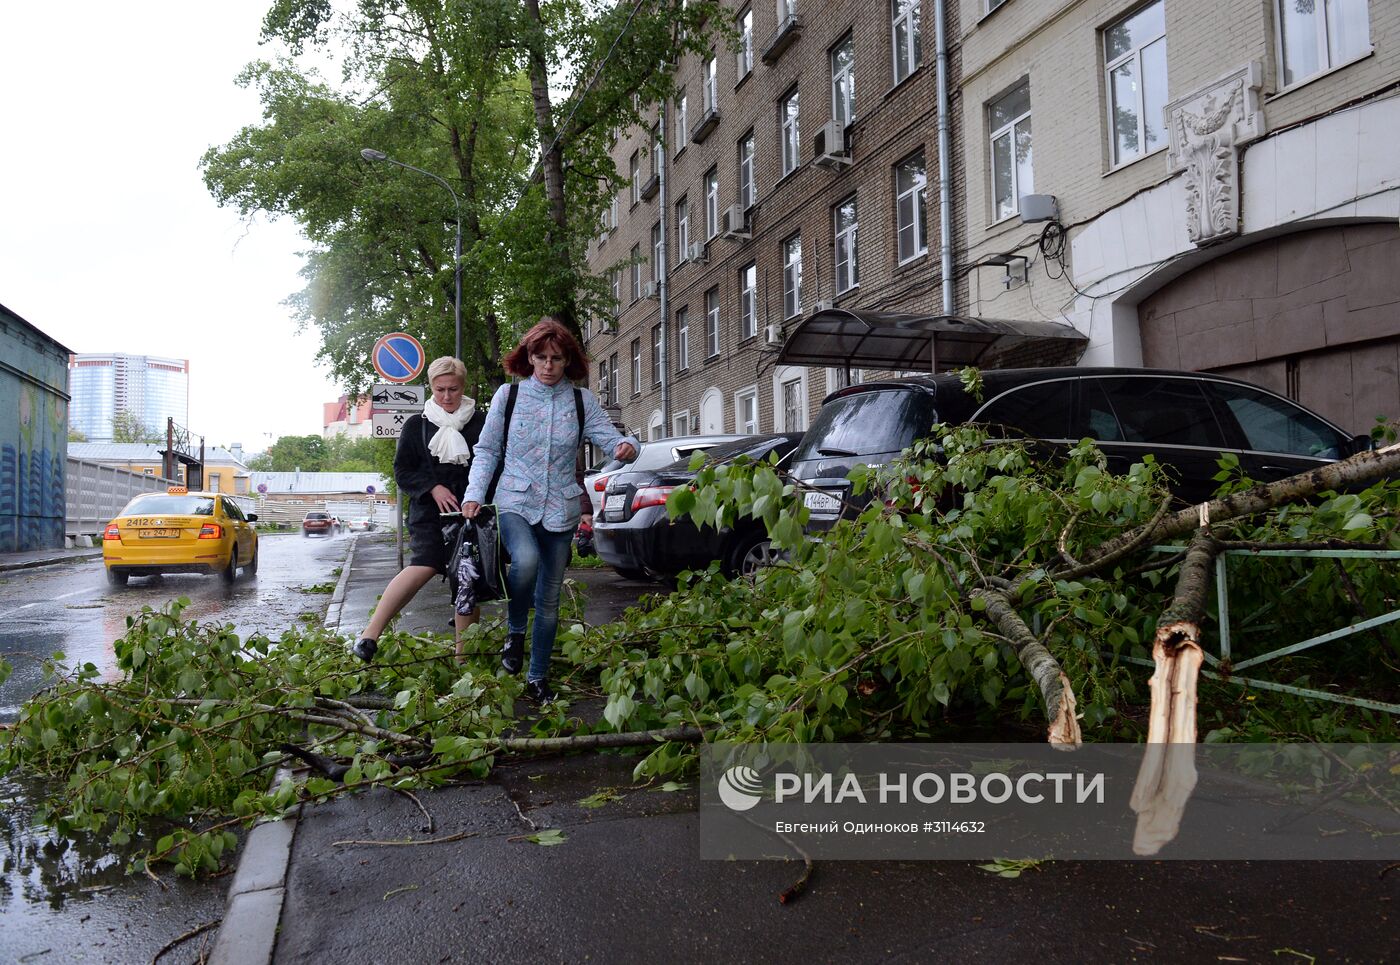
[{"xmin": 583, "ymin": 0, "xmax": 963, "ymax": 443}]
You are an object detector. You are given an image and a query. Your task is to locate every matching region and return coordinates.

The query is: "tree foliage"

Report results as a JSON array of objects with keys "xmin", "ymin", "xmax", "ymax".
[
  {"xmin": 3, "ymin": 430, "xmax": 1396, "ymax": 876},
  {"xmin": 246, "ymin": 433, "xmax": 389, "ymax": 473},
  {"xmin": 111, "ymin": 409, "xmax": 162, "ymax": 444}
]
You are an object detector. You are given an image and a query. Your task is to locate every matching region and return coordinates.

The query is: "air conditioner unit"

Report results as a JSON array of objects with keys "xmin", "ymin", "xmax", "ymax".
[
  {"xmin": 720, "ymin": 205, "xmax": 750, "ymax": 240},
  {"xmin": 641, "ymin": 281, "xmax": 659, "ymax": 300},
  {"xmin": 812, "ymin": 298, "xmax": 833, "ymax": 313},
  {"xmin": 812, "ymin": 119, "xmax": 851, "ymax": 170},
  {"xmin": 686, "ymin": 241, "xmax": 708, "ymax": 263},
  {"xmin": 765, "ymin": 323, "xmax": 782, "ymax": 346}
]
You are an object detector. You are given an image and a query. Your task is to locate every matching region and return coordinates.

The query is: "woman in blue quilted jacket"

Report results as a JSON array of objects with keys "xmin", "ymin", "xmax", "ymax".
[{"xmin": 464, "ymin": 318, "xmax": 637, "ymax": 702}]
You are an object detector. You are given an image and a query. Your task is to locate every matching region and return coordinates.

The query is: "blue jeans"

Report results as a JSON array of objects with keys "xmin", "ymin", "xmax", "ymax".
[{"xmin": 498, "ymin": 512, "xmax": 574, "ymax": 682}]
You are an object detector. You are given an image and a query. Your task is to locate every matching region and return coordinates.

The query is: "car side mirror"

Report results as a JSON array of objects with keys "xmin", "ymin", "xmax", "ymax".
[
  {"xmin": 1349, "ymin": 433, "xmax": 1374, "ymax": 456},
  {"xmin": 247, "ymin": 513, "xmax": 259, "ymax": 522}
]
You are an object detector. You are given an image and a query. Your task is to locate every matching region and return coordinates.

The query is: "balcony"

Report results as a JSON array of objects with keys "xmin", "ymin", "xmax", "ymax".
[
  {"xmin": 639, "ymin": 173, "xmax": 660, "ymax": 201},
  {"xmin": 761, "ymin": 14, "xmax": 802, "ymax": 65},
  {"xmin": 690, "ymin": 106, "xmax": 720, "ymax": 144}
]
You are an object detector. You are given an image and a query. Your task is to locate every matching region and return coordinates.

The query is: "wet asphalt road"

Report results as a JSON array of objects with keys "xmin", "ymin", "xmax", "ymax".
[{"xmin": 0, "ymin": 531, "xmax": 352, "ymax": 964}]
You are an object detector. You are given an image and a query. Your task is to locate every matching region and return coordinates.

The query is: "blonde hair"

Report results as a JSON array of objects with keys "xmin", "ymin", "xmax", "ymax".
[{"xmin": 426, "ymin": 356, "xmax": 467, "ymax": 385}]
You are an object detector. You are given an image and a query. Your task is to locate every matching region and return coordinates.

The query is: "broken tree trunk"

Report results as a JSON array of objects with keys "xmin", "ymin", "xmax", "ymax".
[
  {"xmin": 972, "ymin": 587, "xmax": 1082, "ymax": 748},
  {"xmin": 1131, "ymin": 526, "xmax": 1219, "ymax": 855}
]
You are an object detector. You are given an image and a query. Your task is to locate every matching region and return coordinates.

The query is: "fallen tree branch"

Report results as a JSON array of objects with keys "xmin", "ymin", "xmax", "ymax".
[
  {"xmin": 1131, "ymin": 526, "xmax": 1218, "ymax": 855},
  {"xmin": 497, "ymin": 725, "xmax": 706, "ymax": 753},
  {"xmin": 332, "ymin": 831, "xmax": 477, "ymax": 848},
  {"xmin": 971, "ymin": 587, "xmax": 1081, "ymax": 748},
  {"xmin": 150, "ymin": 917, "xmax": 221, "ymax": 964}
]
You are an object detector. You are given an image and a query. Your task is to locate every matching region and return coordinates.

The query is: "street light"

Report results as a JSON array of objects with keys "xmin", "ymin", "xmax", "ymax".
[{"xmin": 360, "ymin": 147, "xmax": 463, "ymax": 360}]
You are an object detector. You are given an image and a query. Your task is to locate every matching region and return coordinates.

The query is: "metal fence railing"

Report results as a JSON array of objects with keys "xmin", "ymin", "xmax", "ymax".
[{"xmin": 65, "ymin": 458, "xmax": 176, "ymax": 539}]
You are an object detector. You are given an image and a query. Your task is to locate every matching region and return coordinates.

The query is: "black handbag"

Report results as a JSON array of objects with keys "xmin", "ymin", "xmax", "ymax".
[{"xmin": 447, "ymin": 513, "xmax": 506, "ymax": 612}]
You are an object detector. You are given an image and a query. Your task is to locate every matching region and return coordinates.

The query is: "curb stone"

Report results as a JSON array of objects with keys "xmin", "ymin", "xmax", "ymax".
[{"xmin": 323, "ymin": 534, "xmax": 359, "ymax": 632}]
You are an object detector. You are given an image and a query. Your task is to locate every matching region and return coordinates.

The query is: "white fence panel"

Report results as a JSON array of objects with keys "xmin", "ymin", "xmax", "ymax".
[{"xmin": 65, "ymin": 458, "xmax": 176, "ymax": 538}]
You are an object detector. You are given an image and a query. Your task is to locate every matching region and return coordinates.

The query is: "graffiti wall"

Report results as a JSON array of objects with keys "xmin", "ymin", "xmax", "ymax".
[{"xmin": 0, "ymin": 306, "xmax": 70, "ymax": 553}]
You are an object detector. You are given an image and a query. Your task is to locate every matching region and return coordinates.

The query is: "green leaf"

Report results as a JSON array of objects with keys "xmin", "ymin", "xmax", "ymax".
[{"xmin": 525, "ymin": 828, "xmax": 567, "ymax": 846}]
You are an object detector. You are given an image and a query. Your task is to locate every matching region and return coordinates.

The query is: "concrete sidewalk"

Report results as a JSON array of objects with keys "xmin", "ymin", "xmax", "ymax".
[
  {"xmin": 213, "ymin": 535, "xmax": 1399, "ymax": 964},
  {"xmin": 0, "ymin": 545, "xmax": 103, "ymax": 572}
]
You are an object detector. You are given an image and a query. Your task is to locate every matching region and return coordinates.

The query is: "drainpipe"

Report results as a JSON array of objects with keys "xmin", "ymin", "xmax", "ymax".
[
  {"xmin": 658, "ymin": 101, "xmax": 671, "ymax": 435},
  {"xmin": 934, "ymin": 0, "xmax": 954, "ymax": 321}
]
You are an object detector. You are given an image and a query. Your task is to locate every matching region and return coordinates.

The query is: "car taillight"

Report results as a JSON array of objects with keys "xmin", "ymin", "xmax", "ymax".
[
  {"xmin": 631, "ymin": 486, "xmax": 675, "ymax": 511},
  {"xmin": 103, "ymin": 524, "xmax": 120, "ymax": 541},
  {"xmin": 198, "ymin": 524, "xmax": 223, "ymax": 539},
  {"xmin": 594, "ymin": 476, "xmax": 609, "ymax": 492}
]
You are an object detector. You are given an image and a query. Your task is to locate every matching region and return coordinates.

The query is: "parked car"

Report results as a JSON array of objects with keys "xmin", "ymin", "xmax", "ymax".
[
  {"xmin": 585, "ymin": 433, "xmax": 749, "ymax": 517},
  {"xmin": 102, "ymin": 487, "xmax": 258, "ymax": 586},
  {"xmin": 790, "ymin": 367, "xmax": 1371, "ymax": 529},
  {"xmin": 302, "ymin": 511, "xmax": 338, "ymax": 537},
  {"xmin": 595, "ymin": 433, "xmax": 805, "ymax": 580}
]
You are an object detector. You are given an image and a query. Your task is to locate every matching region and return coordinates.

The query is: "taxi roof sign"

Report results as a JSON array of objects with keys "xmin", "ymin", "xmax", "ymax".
[
  {"xmin": 167, "ymin": 486, "xmax": 188, "ymax": 494},
  {"xmin": 372, "ymin": 332, "xmax": 426, "ymax": 384}
]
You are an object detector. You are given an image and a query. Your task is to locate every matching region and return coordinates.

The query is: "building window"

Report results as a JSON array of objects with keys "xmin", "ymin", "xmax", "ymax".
[
  {"xmin": 652, "ymin": 222, "xmax": 663, "ymax": 281},
  {"xmin": 676, "ymin": 196, "xmax": 690, "ymax": 260},
  {"xmin": 895, "ymin": 152, "xmax": 928, "ymax": 263},
  {"xmin": 833, "ymin": 195, "xmax": 858, "ymax": 294},
  {"xmin": 780, "ymin": 88, "xmax": 800, "ymax": 177},
  {"xmin": 629, "ymin": 152, "xmax": 641, "ymax": 205},
  {"xmin": 705, "ymin": 287, "xmax": 721, "ymax": 358},
  {"xmin": 648, "ymin": 413, "xmax": 664, "ymax": 441},
  {"xmin": 737, "ymin": 8, "xmax": 754, "ymax": 78},
  {"xmin": 781, "ymin": 377, "xmax": 805, "ymax": 431},
  {"xmin": 676, "ymin": 307, "xmax": 690, "ymax": 370},
  {"xmin": 1104, "ymin": 0, "xmax": 1167, "ymax": 166},
  {"xmin": 702, "ymin": 56, "xmax": 718, "ymax": 113},
  {"xmin": 610, "ymin": 269, "xmax": 621, "ymax": 313},
  {"xmin": 738, "ymin": 130, "xmax": 755, "ymax": 210},
  {"xmin": 630, "ymin": 244, "xmax": 642, "ymax": 300},
  {"xmin": 989, "ymin": 80, "xmax": 1033, "ymax": 221},
  {"xmin": 209, "ymin": 473, "xmax": 222, "ymax": 491},
  {"xmin": 608, "ymin": 353, "xmax": 619, "ymax": 406},
  {"xmin": 676, "ymin": 91, "xmax": 689, "ymax": 153},
  {"xmin": 673, "ymin": 410, "xmax": 691, "ymax": 436},
  {"xmin": 778, "ymin": 0, "xmax": 796, "ymax": 24},
  {"xmin": 739, "ymin": 262, "xmax": 757, "ymax": 340},
  {"xmin": 651, "ymin": 124, "xmax": 662, "ymax": 176},
  {"xmin": 831, "ymin": 33, "xmax": 856, "ymax": 130},
  {"xmin": 827, "ymin": 366, "xmax": 865, "ymax": 391},
  {"xmin": 782, "ymin": 234, "xmax": 803, "ymax": 319},
  {"xmin": 891, "ymin": 0, "xmax": 922, "ymax": 85},
  {"xmin": 651, "ymin": 324, "xmax": 663, "ymax": 385},
  {"xmin": 609, "ymin": 193, "xmax": 619, "ymax": 232},
  {"xmin": 704, "ymin": 168, "xmax": 719, "ymax": 240},
  {"xmin": 599, "ymin": 360, "xmax": 610, "ymax": 404},
  {"xmin": 1277, "ymin": 0, "xmax": 1370, "ymax": 87},
  {"xmin": 630, "ymin": 338, "xmax": 641, "ymax": 394},
  {"xmin": 736, "ymin": 387, "xmax": 759, "ymax": 433}
]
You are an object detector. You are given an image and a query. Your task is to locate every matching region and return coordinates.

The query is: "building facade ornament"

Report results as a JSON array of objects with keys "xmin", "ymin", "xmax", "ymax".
[{"xmin": 1165, "ymin": 62, "xmax": 1265, "ymax": 245}]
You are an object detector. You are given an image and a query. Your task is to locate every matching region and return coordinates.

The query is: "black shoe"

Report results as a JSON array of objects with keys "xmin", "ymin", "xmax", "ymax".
[
  {"xmin": 352, "ymin": 637, "xmax": 378, "ymax": 663},
  {"xmin": 524, "ymin": 679, "xmax": 556, "ymax": 703},
  {"xmin": 501, "ymin": 633, "xmax": 525, "ymax": 675}
]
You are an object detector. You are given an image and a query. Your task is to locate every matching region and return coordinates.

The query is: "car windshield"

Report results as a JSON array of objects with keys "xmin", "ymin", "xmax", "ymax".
[
  {"xmin": 123, "ymin": 495, "xmax": 216, "ymax": 516},
  {"xmin": 791, "ymin": 389, "xmax": 939, "ymax": 463}
]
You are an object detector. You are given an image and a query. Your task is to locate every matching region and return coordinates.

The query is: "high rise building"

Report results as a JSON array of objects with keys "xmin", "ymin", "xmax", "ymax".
[{"xmin": 68, "ymin": 353, "xmax": 189, "ymax": 442}]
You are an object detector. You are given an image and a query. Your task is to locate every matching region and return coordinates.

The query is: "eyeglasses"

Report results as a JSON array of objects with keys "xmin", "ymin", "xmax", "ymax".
[{"xmin": 531, "ymin": 353, "xmax": 565, "ymax": 365}]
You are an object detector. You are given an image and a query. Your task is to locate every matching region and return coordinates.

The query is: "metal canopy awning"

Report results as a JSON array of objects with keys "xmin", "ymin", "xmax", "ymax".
[{"xmin": 776, "ymin": 308, "xmax": 1090, "ymax": 372}]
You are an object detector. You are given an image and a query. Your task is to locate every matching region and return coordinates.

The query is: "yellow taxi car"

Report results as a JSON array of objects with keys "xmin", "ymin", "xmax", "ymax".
[{"xmin": 102, "ymin": 487, "xmax": 259, "ymax": 587}]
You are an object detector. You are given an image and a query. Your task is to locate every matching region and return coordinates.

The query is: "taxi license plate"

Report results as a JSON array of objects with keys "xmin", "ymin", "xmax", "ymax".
[
  {"xmin": 139, "ymin": 528, "xmax": 179, "ymax": 538},
  {"xmin": 803, "ymin": 491, "xmax": 842, "ymax": 514},
  {"xmin": 604, "ymin": 493, "xmax": 628, "ymax": 514}
]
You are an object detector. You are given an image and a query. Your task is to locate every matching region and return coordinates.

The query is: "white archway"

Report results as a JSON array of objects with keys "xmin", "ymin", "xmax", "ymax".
[
  {"xmin": 699, "ymin": 387, "xmax": 724, "ymax": 433},
  {"xmin": 646, "ymin": 409, "xmax": 664, "ymax": 441}
]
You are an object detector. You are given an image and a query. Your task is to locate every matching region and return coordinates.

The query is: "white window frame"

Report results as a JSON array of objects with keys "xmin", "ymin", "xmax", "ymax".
[
  {"xmin": 676, "ymin": 92, "xmax": 689, "ymax": 153},
  {"xmin": 782, "ymin": 234, "xmax": 802, "ymax": 319},
  {"xmin": 738, "ymin": 131, "xmax": 755, "ymax": 210},
  {"xmin": 895, "ymin": 153, "xmax": 927, "ymax": 264},
  {"xmin": 629, "ymin": 152, "xmax": 641, "ymax": 205},
  {"xmin": 630, "ymin": 244, "xmax": 641, "ymax": 300},
  {"xmin": 652, "ymin": 323, "xmax": 663, "ymax": 386},
  {"xmin": 647, "ymin": 411, "xmax": 664, "ymax": 441},
  {"xmin": 1275, "ymin": 0, "xmax": 1372, "ymax": 89},
  {"xmin": 739, "ymin": 262, "xmax": 757, "ymax": 340},
  {"xmin": 704, "ymin": 168, "xmax": 719, "ymax": 240},
  {"xmin": 826, "ymin": 366, "xmax": 865, "ymax": 392},
  {"xmin": 702, "ymin": 56, "xmax": 718, "ymax": 113},
  {"xmin": 777, "ymin": 0, "xmax": 796, "ymax": 23},
  {"xmin": 609, "ymin": 193, "xmax": 619, "ymax": 231},
  {"xmin": 1103, "ymin": 0, "xmax": 1167, "ymax": 167},
  {"xmin": 676, "ymin": 307, "xmax": 690, "ymax": 370},
  {"xmin": 774, "ymin": 366, "xmax": 809, "ymax": 432},
  {"xmin": 651, "ymin": 125, "xmax": 662, "ymax": 176},
  {"xmin": 780, "ymin": 88, "xmax": 800, "ymax": 177},
  {"xmin": 610, "ymin": 269, "xmax": 621, "ymax": 313},
  {"xmin": 705, "ymin": 287, "xmax": 721, "ymax": 358},
  {"xmin": 891, "ymin": 0, "xmax": 922, "ymax": 86},
  {"xmin": 989, "ymin": 80, "xmax": 1032, "ymax": 221},
  {"xmin": 833, "ymin": 195, "xmax": 858, "ymax": 295},
  {"xmin": 673, "ymin": 409, "xmax": 692, "ymax": 437},
  {"xmin": 735, "ymin": 386, "xmax": 760, "ymax": 434},
  {"xmin": 831, "ymin": 33, "xmax": 855, "ymax": 130},
  {"xmin": 651, "ymin": 222, "xmax": 663, "ymax": 281},
  {"xmin": 631, "ymin": 338, "xmax": 642, "ymax": 394},
  {"xmin": 737, "ymin": 8, "xmax": 754, "ymax": 79},
  {"xmin": 676, "ymin": 196, "xmax": 690, "ymax": 261}
]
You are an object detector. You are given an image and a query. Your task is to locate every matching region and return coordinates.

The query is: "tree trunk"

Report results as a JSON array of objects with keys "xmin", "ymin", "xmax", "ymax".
[{"xmin": 972, "ymin": 587, "xmax": 1082, "ymax": 748}]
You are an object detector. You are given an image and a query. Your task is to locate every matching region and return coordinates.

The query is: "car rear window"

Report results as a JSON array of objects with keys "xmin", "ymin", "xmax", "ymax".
[
  {"xmin": 791, "ymin": 389, "xmax": 939, "ymax": 463},
  {"xmin": 123, "ymin": 495, "xmax": 216, "ymax": 516},
  {"xmin": 306, "ymin": 513, "xmax": 330, "ymax": 520},
  {"xmin": 659, "ymin": 434, "xmax": 798, "ymax": 472}
]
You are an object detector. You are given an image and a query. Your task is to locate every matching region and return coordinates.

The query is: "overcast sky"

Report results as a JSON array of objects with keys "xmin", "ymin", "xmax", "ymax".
[{"xmin": 0, "ymin": 3, "xmax": 345, "ymax": 453}]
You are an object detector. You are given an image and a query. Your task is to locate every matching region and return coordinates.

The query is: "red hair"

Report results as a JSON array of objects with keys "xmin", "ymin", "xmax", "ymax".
[{"xmin": 503, "ymin": 317, "xmax": 589, "ymax": 382}]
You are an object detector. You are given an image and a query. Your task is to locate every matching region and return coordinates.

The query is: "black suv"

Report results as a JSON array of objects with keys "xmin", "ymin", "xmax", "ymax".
[{"xmin": 790, "ymin": 367, "xmax": 1370, "ymax": 527}]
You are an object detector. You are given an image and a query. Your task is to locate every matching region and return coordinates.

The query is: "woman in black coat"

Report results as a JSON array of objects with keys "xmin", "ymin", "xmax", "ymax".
[{"xmin": 353, "ymin": 356, "xmax": 485, "ymax": 663}]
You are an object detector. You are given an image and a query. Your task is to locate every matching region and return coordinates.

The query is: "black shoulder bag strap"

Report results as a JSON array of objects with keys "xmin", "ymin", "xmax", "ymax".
[
  {"xmin": 574, "ymin": 387, "xmax": 585, "ymax": 446},
  {"xmin": 485, "ymin": 383, "xmax": 519, "ymax": 504}
]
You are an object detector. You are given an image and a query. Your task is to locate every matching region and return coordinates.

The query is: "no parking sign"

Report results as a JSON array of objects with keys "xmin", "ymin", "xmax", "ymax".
[{"xmin": 371, "ymin": 332, "xmax": 426, "ymax": 384}]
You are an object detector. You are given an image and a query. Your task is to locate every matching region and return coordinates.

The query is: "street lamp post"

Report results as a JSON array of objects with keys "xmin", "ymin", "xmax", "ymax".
[{"xmin": 361, "ymin": 148, "xmax": 463, "ymax": 360}]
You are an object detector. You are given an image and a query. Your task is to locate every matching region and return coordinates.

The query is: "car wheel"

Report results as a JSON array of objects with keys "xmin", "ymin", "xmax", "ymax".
[
  {"xmin": 728, "ymin": 532, "xmax": 782, "ymax": 578},
  {"xmin": 612, "ymin": 566, "xmax": 649, "ymax": 581},
  {"xmin": 106, "ymin": 567, "xmax": 128, "ymax": 587},
  {"xmin": 246, "ymin": 541, "xmax": 259, "ymax": 578},
  {"xmin": 221, "ymin": 549, "xmax": 238, "ymax": 584}
]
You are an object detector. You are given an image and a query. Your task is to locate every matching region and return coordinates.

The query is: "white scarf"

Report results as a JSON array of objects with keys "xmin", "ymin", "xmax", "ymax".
[{"xmin": 423, "ymin": 396, "xmax": 476, "ymax": 465}]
